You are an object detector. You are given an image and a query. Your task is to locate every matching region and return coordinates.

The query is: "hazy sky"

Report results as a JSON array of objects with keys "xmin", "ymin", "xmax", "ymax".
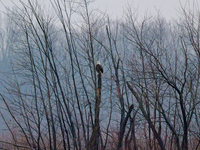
[
  {"xmin": 0, "ymin": 0, "xmax": 199, "ymax": 20},
  {"xmin": 90, "ymin": 0, "xmax": 199, "ymax": 20}
]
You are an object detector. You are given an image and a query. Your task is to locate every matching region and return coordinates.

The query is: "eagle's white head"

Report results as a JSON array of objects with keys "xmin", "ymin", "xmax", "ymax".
[{"xmin": 97, "ymin": 61, "xmax": 100, "ymax": 64}]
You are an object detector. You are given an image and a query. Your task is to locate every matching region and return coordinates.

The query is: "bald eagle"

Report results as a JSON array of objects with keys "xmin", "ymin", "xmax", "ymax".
[{"xmin": 96, "ymin": 61, "xmax": 103, "ymax": 75}]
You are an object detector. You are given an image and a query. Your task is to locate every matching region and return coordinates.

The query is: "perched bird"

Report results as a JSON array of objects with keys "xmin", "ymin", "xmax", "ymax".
[{"xmin": 96, "ymin": 61, "xmax": 103, "ymax": 76}]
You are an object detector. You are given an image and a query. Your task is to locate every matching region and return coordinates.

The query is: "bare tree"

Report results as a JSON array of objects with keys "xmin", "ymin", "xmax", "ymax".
[{"xmin": 0, "ymin": 1, "xmax": 200, "ymax": 150}]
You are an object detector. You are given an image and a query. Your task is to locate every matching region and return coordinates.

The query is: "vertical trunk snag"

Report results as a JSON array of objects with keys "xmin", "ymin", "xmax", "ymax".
[{"xmin": 88, "ymin": 72, "xmax": 102, "ymax": 150}]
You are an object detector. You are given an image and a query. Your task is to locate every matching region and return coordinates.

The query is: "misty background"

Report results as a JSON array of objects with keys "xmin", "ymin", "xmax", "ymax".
[{"xmin": 0, "ymin": 0, "xmax": 200, "ymax": 150}]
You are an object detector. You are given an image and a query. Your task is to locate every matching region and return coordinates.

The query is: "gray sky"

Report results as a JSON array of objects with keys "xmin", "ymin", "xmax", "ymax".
[
  {"xmin": 0, "ymin": 0, "xmax": 199, "ymax": 20},
  {"xmin": 90, "ymin": 0, "xmax": 199, "ymax": 20}
]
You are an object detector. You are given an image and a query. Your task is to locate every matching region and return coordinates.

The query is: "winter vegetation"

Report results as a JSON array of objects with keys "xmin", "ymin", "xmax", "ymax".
[{"xmin": 0, "ymin": 0, "xmax": 200, "ymax": 150}]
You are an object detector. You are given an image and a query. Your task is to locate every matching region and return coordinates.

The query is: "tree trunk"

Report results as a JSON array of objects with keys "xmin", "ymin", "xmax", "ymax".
[{"xmin": 88, "ymin": 73, "xmax": 102, "ymax": 150}]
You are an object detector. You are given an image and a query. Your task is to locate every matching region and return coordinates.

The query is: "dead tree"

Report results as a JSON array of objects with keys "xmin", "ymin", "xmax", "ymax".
[{"xmin": 88, "ymin": 72, "xmax": 102, "ymax": 150}]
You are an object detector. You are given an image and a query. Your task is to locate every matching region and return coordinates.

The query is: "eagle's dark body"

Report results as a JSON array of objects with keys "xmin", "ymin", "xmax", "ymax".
[
  {"xmin": 96, "ymin": 61, "xmax": 103, "ymax": 75},
  {"xmin": 96, "ymin": 64, "xmax": 103, "ymax": 74}
]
